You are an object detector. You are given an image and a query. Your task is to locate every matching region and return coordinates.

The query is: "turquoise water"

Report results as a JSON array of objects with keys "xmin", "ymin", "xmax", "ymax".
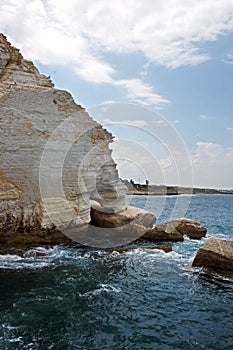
[{"xmin": 0, "ymin": 195, "xmax": 233, "ymax": 349}]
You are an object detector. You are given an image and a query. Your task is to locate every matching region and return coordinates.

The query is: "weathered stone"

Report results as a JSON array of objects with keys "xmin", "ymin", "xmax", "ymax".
[
  {"xmin": 166, "ymin": 218, "xmax": 207, "ymax": 239},
  {"xmin": 192, "ymin": 238, "xmax": 233, "ymax": 276},
  {"xmin": 142, "ymin": 224, "xmax": 184, "ymax": 242},
  {"xmin": 86, "ymin": 206, "xmax": 156, "ymax": 247},
  {"xmin": 0, "ymin": 227, "xmax": 72, "ymax": 249},
  {"xmin": 0, "ymin": 33, "xmax": 128, "ymax": 247},
  {"xmin": 142, "ymin": 218, "xmax": 206, "ymax": 242},
  {"xmin": 91, "ymin": 205, "xmax": 156, "ymax": 228}
]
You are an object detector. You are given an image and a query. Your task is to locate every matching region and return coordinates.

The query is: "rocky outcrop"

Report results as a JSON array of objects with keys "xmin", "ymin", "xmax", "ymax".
[
  {"xmin": 91, "ymin": 205, "xmax": 156, "ymax": 228},
  {"xmin": 142, "ymin": 218, "xmax": 206, "ymax": 242},
  {"xmin": 167, "ymin": 219, "xmax": 207, "ymax": 239},
  {"xmin": 192, "ymin": 238, "xmax": 233, "ymax": 276},
  {"xmin": 87, "ymin": 205, "xmax": 156, "ymax": 247},
  {"xmin": 0, "ymin": 33, "xmax": 128, "ymax": 248},
  {"xmin": 142, "ymin": 224, "xmax": 184, "ymax": 242}
]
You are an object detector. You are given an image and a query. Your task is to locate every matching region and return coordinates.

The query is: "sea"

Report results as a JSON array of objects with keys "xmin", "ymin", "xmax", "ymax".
[{"xmin": 0, "ymin": 194, "xmax": 233, "ymax": 350}]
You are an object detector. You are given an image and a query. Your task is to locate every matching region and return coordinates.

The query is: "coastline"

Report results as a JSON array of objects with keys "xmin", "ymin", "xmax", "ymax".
[{"xmin": 126, "ymin": 186, "xmax": 233, "ymax": 196}]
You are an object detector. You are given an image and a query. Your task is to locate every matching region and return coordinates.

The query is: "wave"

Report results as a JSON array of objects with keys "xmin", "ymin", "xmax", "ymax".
[{"xmin": 79, "ymin": 284, "xmax": 121, "ymax": 298}]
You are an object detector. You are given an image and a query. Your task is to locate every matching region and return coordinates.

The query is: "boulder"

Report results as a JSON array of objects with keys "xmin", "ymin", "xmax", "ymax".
[
  {"xmin": 192, "ymin": 238, "xmax": 233, "ymax": 276},
  {"xmin": 142, "ymin": 218, "xmax": 206, "ymax": 242},
  {"xmin": 91, "ymin": 205, "xmax": 156, "ymax": 228},
  {"xmin": 166, "ymin": 218, "xmax": 207, "ymax": 239},
  {"xmin": 142, "ymin": 224, "xmax": 183, "ymax": 242},
  {"xmin": 86, "ymin": 205, "xmax": 156, "ymax": 247}
]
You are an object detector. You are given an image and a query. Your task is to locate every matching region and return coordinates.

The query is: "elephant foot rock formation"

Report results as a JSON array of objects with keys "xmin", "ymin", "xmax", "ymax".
[
  {"xmin": 192, "ymin": 238, "xmax": 233, "ymax": 277},
  {"xmin": 0, "ymin": 33, "xmax": 156, "ymax": 250},
  {"xmin": 142, "ymin": 218, "xmax": 207, "ymax": 242}
]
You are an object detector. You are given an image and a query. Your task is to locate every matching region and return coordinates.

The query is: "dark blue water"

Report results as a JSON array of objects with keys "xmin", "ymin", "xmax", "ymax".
[{"xmin": 0, "ymin": 195, "xmax": 233, "ymax": 349}]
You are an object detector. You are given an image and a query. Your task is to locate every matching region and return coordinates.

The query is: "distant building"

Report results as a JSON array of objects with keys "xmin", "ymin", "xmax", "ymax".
[{"xmin": 123, "ymin": 179, "xmax": 149, "ymax": 191}]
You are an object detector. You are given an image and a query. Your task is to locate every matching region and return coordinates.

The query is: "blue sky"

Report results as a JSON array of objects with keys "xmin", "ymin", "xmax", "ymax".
[{"xmin": 1, "ymin": 0, "xmax": 233, "ymax": 188}]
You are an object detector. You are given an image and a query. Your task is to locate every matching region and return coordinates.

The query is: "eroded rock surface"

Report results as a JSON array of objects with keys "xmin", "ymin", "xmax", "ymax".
[
  {"xmin": 142, "ymin": 224, "xmax": 184, "ymax": 242},
  {"xmin": 143, "ymin": 218, "xmax": 206, "ymax": 242},
  {"xmin": 192, "ymin": 238, "xmax": 233, "ymax": 276},
  {"xmin": 0, "ymin": 33, "xmax": 127, "ymax": 247},
  {"xmin": 88, "ymin": 205, "xmax": 156, "ymax": 247},
  {"xmin": 166, "ymin": 218, "xmax": 207, "ymax": 239},
  {"xmin": 91, "ymin": 205, "xmax": 156, "ymax": 228}
]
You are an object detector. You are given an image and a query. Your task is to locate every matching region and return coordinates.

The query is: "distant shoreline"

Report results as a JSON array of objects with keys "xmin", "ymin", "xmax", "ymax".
[{"xmin": 125, "ymin": 185, "xmax": 233, "ymax": 196}]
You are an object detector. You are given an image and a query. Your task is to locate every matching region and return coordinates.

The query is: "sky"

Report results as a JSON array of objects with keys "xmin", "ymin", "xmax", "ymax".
[{"xmin": 0, "ymin": 0, "xmax": 233, "ymax": 188}]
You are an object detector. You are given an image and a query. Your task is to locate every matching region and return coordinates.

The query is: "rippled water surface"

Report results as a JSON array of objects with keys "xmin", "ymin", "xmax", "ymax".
[{"xmin": 0, "ymin": 195, "xmax": 233, "ymax": 349}]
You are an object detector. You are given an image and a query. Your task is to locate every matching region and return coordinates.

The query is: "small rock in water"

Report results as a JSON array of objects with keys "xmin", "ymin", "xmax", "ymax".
[
  {"xmin": 192, "ymin": 237, "xmax": 233, "ymax": 277},
  {"xmin": 167, "ymin": 218, "xmax": 207, "ymax": 239},
  {"xmin": 142, "ymin": 225, "xmax": 184, "ymax": 242},
  {"xmin": 115, "ymin": 244, "xmax": 172, "ymax": 254},
  {"xmin": 142, "ymin": 218, "xmax": 206, "ymax": 242}
]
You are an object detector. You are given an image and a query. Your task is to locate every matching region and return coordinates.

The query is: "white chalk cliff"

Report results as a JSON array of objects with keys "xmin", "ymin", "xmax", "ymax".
[{"xmin": 0, "ymin": 33, "xmax": 131, "ymax": 247}]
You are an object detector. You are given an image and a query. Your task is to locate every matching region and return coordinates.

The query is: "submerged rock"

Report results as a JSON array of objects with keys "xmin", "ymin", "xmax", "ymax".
[
  {"xmin": 192, "ymin": 238, "xmax": 233, "ymax": 276},
  {"xmin": 115, "ymin": 245, "xmax": 172, "ymax": 254},
  {"xmin": 142, "ymin": 218, "xmax": 206, "ymax": 242}
]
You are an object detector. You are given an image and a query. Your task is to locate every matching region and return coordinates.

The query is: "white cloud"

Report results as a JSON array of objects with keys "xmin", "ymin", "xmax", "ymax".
[
  {"xmin": 152, "ymin": 120, "xmax": 167, "ymax": 126},
  {"xmin": 149, "ymin": 141, "xmax": 233, "ymax": 188},
  {"xmin": 110, "ymin": 138, "xmax": 166, "ymax": 184},
  {"xmin": 112, "ymin": 140, "xmax": 233, "ymax": 188},
  {"xmin": 200, "ymin": 114, "xmax": 209, "ymax": 120},
  {"xmin": 199, "ymin": 114, "xmax": 216, "ymax": 121},
  {"xmin": 101, "ymin": 100, "xmax": 118, "ymax": 105},
  {"xmin": 227, "ymin": 127, "xmax": 233, "ymax": 131},
  {"xmin": 223, "ymin": 53, "xmax": 233, "ymax": 65},
  {"xmin": 193, "ymin": 141, "xmax": 233, "ymax": 188},
  {"xmin": 159, "ymin": 157, "xmax": 174, "ymax": 170},
  {"xmin": 140, "ymin": 70, "xmax": 148, "ymax": 77},
  {"xmin": 74, "ymin": 60, "xmax": 115, "ymax": 84},
  {"xmin": 104, "ymin": 118, "xmax": 148, "ymax": 127},
  {"xmin": 1, "ymin": 0, "xmax": 233, "ymax": 105},
  {"xmin": 115, "ymin": 79, "xmax": 170, "ymax": 106},
  {"xmin": 77, "ymin": 0, "xmax": 233, "ymax": 68},
  {"xmin": 2, "ymin": 1, "xmax": 233, "ymax": 70}
]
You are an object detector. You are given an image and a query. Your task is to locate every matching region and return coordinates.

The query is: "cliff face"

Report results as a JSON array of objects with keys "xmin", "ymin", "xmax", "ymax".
[{"xmin": 0, "ymin": 33, "xmax": 126, "ymax": 244}]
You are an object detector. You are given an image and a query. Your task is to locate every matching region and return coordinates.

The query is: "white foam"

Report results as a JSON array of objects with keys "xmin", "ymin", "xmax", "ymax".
[
  {"xmin": 9, "ymin": 337, "xmax": 23, "ymax": 343},
  {"xmin": 211, "ymin": 233, "xmax": 229, "ymax": 239},
  {"xmin": 0, "ymin": 251, "xmax": 52, "ymax": 270},
  {"xmin": 80, "ymin": 284, "xmax": 121, "ymax": 298}
]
